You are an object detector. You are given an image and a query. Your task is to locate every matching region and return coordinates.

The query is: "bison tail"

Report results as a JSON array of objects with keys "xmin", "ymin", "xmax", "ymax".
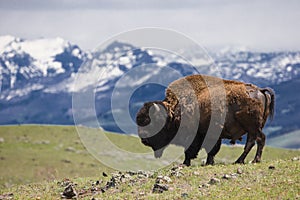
[{"xmin": 260, "ymin": 87, "xmax": 275, "ymax": 122}]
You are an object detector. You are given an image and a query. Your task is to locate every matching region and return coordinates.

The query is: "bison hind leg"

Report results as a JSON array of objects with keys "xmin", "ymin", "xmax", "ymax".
[
  {"xmin": 235, "ymin": 133, "xmax": 256, "ymax": 164},
  {"xmin": 252, "ymin": 131, "xmax": 266, "ymax": 163}
]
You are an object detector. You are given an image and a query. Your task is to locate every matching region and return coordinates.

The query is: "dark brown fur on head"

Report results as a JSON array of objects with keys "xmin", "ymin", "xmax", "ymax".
[{"xmin": 136, "ymin": 101, "xmax": 177, "ymax": 158}]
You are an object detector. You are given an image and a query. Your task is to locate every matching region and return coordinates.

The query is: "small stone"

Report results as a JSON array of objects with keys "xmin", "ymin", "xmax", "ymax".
[
  {"xmin": 155, "ymin": 175, "xmax": 172, "ymax": 184},
  {"xmin": 0, "ymin": 193, "xmax": 13, "ymax": 200},
  {"xmin": 0, "ymin": 137, "xmax": 5, "ymax": 143},
  {"xmin": 139, "ymin": 192, "xmax": 145, "ymax": 196},
  {"xmin": 100, "ymin": 188, "xmax": 106, "ymax": 193},
  {"xmin": 152, "ymin": 183, "xmax": 169, "ymax": 193},
  {"xmin": 230, "ymin": 173, "xmax": 238, "ymax": 179},
  {"xmin": 58, "ymin": 178, "xmax": 72, "ymax": 187},
  {"xmin": 268, "ymin": 165, "xmax": 275, "ymax": 170},
  {"xmin": 246, "ymin": 187, "xmax": 251, "ymax": 191},
  {"xmin": 41, "ymin": 140, "xmax": 50, "ymax": 144},
  {"xmin": 199, "ymin": 183, "xmax": 210, "ymax": 188},
  {"xmin": 237, "ymin": 168, "xmax": 243, "ymax": 174},
  {"xmin": 209, "ymin": 178, "xmax": 220, "ymax": 185},
  {"xmin": 292, "ymin": 157, "xmax": 299, "ymax": 161},
  {"xmin": 127, "ymin": 171, "xmax": 137, "ymax": 176},
  {"xmin": 102, "ymin": 172, "xmax": 108, "ymax": 177},
  {"xmin": 138, "ymin": 174, "xmax": 146, "ymax": 179},
  {"xmin": 222, "ymin": 174, "xmax": 231, "ymax": 180},
  {"xmin": 65, "ymin": 146, "xmax": 76, "ymax": 152},
  {"xmin": 91, "ymin": 186, "xmax": 98, "ymax": 192},
  {"xmin": 193, "ymin": 171, "xmax": 200, "ymax": 176},
  {"xmin": 181, "ymin": 193, "xmax": 189, "ymax": 198},
  {"xmin": 95, "ymin": 180, "xmax": 101, "ymax": 185},
  {"xmin": 62, "ymin": 184, "xmax": 77, "ymax": 199},
  {"xmin": 61, "ymin": 159, "xmax": 71, "ymax": 163},
  {"xmin": 170, "ymin": 170, "xmax": 184, "ymax": 177},
  {"xmin": 163, "ymin": 176, "xmax": 172, "ymax": 183}
]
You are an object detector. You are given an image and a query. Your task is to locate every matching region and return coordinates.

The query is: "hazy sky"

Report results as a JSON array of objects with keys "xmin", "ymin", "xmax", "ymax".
[{"xmin": 0, "ymin": 0, "xmax": 299, "ymax": 51}]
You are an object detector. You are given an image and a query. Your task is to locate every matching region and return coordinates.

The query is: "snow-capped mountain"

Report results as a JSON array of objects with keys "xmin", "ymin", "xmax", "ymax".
[
  {"xmin": 212, "ymin": 48, "xmax": 300, "ymax": 86},
  {"xmin": 0, "ymin": 35, "xmax": 86, "ymax": 100},
  {"xmin": 0, "ymin": 36, "xmax": 299, "ymax": 148}
]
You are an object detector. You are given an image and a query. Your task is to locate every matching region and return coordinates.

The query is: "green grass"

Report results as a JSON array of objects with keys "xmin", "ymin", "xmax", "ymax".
[{"xmin": 0, "ymin": 125, "xmax": 299, "ymax": 199}]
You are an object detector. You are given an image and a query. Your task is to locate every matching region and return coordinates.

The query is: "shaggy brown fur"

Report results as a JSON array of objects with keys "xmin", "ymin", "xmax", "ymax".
[{"xmin": 136, "ymin": 74, "xmax": 275, "ymax": 166}]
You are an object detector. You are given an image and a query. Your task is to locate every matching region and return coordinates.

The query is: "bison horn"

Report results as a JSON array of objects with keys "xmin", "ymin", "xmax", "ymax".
[{"xmin": 153, "ymin": 103, "xmax": 160, "ymax": 112}]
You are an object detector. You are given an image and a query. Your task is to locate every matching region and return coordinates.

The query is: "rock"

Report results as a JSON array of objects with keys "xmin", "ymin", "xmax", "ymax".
[
  {"xmin": 0, "ymin": 193, "xmax": 13, "ymax": 199},
  {"xmin": 106, "ymin": 177, "xmax": 116, "ymax": 189},
  {"xmin": 208, "ymin": 178, "xmax": 220, "ymax": 185},
  {"xmin": 292, "ymin": 157, "xmax": 299, "ymax": 161},
  {"xmin": 155, "ymin": 175, "xmax": 172, "ymax": 184},
  {"xmin": 230, "ymin": 173, "xmax": 238, "ymax": 179},
  {"xmin": 139, "ymin": 192, "xmax": 146, "ymax": 196},
  {"xmin": 41, "ymin": 140, "xmax": 50, "ymax": 144},
  {"xmin": 121, "ymin": 174, "xmax": 132, "ymax": 183},
  {"xmin": 222, "ymin": 174, "xmax": 231, "ymax": 180},
  {"xmin": 138, "ymin": 174, "xmax": 146, "ymax": 179},
  {"xmin": 193, "ymin": 171, "xmax": 200, "ymax": 176},
  {"xmin": 152, "ymin": 183, "xmax": 169, "ymax": 193},
  {"xmin": 127, "ymin": 171, "xmax": 137, "ymax": 176},
  {"xmin": 171, "ymin": 170, "xmax": 184, "ymax": 177},
  {"xmin": 62, "ymin": 184, "xmax": 77, "ymax": 199},
  {"xmin": 102, "ymin": 172, "xmax": 108, "ymax": 177},
  {"xmin": 199, "ymin": 183, "xmax": 210, "ymax": 188},
  {"xmin": 163, "ymin": 176, "xmax": 172, "ymax": 183},
  {"xmin": 181, "ymin": 193, "xmax": 189, "ymax": 198},
  {"xmin": 170, "ymin": 166, "xmax": 184, "ymax": 177},
  {"xmin": 268, "ymin": 165, "xmax": 275, "ymax": 170},
  {"xmin": 237, "ymin": 168, "xmax": 243, "ymax": 174},
  {"xmin": 0, "ymin": 137, "xmax": 4, "ymax": 143},
  {"xmin": 95, "ymin": 180, "xmax": 101, "ymax": 185},
  {"xmin": 65, "ymin": 146, "xmax": 76, "ymax": 152},
  {"xmin": 91, "ymin": 186, "xmax": 98, "ymax": 192},
  {"xmin": 136, "ymin": 170, "xmax": 153, "ymax": 178},
  {"xmin": 58, "ymin": 178, "xmax": 72, "ymax": 187},
  {"xmin": 61, "ymin": 159, "xmax": 71, "ymax": 163}
]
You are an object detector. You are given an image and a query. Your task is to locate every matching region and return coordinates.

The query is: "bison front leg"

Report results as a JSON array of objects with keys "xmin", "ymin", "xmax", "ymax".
[
  {"xmin": 235, "ymin": 133, "xmax": 256, "ymax": 164},
  {"xmin": 252, "ymin": 131, "xmax": 266, "ymax": 163},
  {"xmin": 183, "ymin": 147, "xmax": 200, "ymax": 167},
  {"xmin": 183, "ymin": 139, "xmax": 202, "ymax": 167},
  {"xmin": 206, "ymin": 138, "xmax": 222, "ymax": 165}
]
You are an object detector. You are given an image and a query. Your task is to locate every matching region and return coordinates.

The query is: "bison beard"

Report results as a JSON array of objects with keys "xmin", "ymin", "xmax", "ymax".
[{"xmin": 136, "ymin": 75, "xmax": 275, "ymax": 166}]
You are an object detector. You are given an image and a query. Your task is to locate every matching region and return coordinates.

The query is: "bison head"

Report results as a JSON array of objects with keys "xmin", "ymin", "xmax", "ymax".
[{"xmin": 136, "ymin": 101, "xmax": 175, "ymax": 158}]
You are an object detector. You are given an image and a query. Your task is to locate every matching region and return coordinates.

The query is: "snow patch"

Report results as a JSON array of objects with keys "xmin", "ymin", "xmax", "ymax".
[{"xmin": 0, "ymin": 35, "xmax": 17, "ymax": 54}]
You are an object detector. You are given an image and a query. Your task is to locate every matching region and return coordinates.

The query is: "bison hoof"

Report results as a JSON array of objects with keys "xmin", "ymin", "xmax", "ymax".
[
  {"xmin": 205, "ymin": 159, "xmax": 214, "ymax": 165},
  {"xmin": 252, "ymin": 158, "xmax": 261, "ymax": 163},
  {"xmin": 234, "ymin": 160, "xmax": 245, "ymax": 164},
  {"xmin": 206, "ymin": 162, "xmax": 214, "ymax": 166},
  {"xmin": 183, "ymin": 160, "xmax": 191, "ymax": 167}
]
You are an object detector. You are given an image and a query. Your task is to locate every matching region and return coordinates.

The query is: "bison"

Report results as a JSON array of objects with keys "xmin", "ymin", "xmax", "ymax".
[{"xmin": 136, "ymin": 74, "xmax": 275, "ymax": 166}]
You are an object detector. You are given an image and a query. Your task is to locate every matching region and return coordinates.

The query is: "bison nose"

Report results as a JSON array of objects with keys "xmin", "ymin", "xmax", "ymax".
[{"xmin": 141, "ymin": 138, "xmax": 150, "ymax": 146}]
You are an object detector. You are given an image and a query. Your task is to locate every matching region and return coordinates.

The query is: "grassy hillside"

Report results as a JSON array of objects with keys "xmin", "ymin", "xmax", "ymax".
[
  {"xmin": 267, "ymin": 130, "xmax": 300, "ymax": 149},
  {"xmin": 0, "ymin": 125, "xmax": 299, "ymax": 199}
]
